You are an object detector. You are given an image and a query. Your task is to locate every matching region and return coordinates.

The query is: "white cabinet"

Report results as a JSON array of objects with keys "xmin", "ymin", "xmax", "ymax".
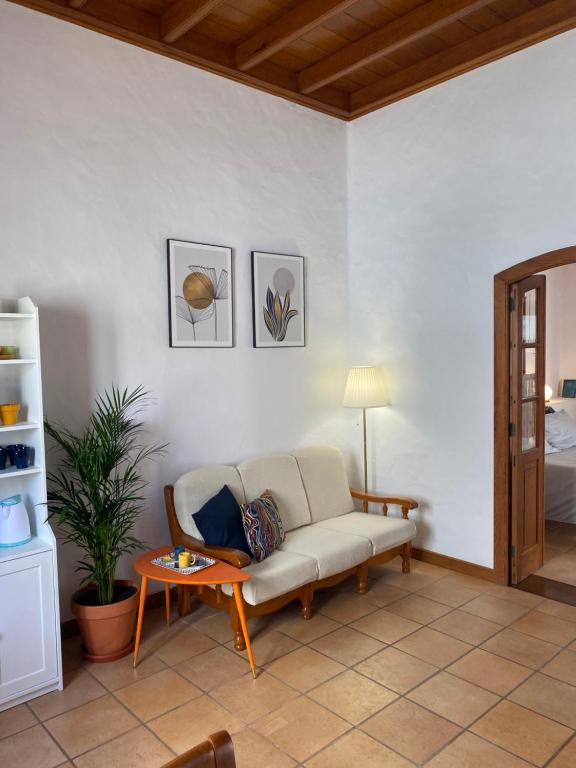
[
  {"xmin": 0, "ymin": 549, "xmax": 59, "ymax": 704},
  {"xmin": 0, "ymin": 298, "xmax": 62, "ymax": 711}
]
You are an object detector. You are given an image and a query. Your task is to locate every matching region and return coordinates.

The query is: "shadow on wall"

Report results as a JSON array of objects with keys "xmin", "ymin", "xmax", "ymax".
[{"xmin": 39, "ymin": 304, "xmax": 95, "ymax": 620}]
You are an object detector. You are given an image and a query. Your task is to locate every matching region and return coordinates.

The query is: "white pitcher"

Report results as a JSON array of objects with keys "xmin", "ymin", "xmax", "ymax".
[{"xmin": 0, "ymin": 494, "xmax": 31, "ymax": 547}]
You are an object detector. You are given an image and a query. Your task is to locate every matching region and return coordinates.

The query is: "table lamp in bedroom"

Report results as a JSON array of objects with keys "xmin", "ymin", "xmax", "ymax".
[{"xmin": 343, "ymin": 365, "xmax": 389, "ymax": 495}]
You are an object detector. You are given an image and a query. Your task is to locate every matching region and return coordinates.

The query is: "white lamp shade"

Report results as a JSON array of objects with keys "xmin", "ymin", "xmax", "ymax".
[
  {"xmin": 343, "ymin": 366, "xmax": 389, "ymax": 408},
  {"xmin": 544, "ymin": 384, "xmax": 553, "ymax": 402}
]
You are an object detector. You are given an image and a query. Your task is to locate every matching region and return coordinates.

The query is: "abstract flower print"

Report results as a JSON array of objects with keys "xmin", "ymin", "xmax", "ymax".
[
  {"xmin": 263, "ymin": 267, "xmax": 298, "ymax": 342},
  {"xmin": 177, "ymin": 265, "xmax": 229, "ymax": 341}
]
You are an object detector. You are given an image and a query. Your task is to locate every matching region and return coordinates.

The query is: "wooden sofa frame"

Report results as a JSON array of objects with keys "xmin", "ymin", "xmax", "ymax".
[
  {"xmin": 160, "ymin": 730, "xmax": 235, "ymax": 768},
  {"xmin": 164, "ymin": 485, "xmax": 418, "ymax": 651}
]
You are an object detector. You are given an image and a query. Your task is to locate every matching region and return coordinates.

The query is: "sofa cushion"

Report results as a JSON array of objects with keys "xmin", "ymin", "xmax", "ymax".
[
  {"xmin": 174, "ymin": 466, "xmax": 246, "ymax": 540},
  {"xmin": 220, "ymin": 550, "xmax": 317, "ymax": 605},
  {"xmin": 193, "ymin": 485, "xmax": 251, "ymax": 556},
  {"xmin": 241, "ymin": 491, "xmax": 285, "ymax": 562},
  {"xmin": 315, "ymin": 512, "xmax": 416, "ymax": 555},
  {"xmin": 238, "ymin": 454, "xmax": 311, "ymax": 532},
  {"xmin": 294, "ymin": 445, "xmax": 354, "ymax": 524},
  {"xmin": 280, "ymin": 526, "xmax": 371, "ymax": 579}
]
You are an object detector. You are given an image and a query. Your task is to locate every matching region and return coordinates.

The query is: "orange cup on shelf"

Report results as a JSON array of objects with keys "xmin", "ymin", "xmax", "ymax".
[{"xmin": 0, "ymin": 404, "xmax": 21, "ymax": 426}]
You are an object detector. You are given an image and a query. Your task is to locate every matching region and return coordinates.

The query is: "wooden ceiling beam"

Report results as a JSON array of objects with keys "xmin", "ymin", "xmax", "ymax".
[
  {"xmin": 235, "ymin": 0, "xmax": 359, "ymax": 72},
  {"xmin": 6, "ymin": 0, "xmax": 349, "ymax": 118},
  {"xmin": 68, "ymin": 0, "xmax": 89, "ymax": 8},
  {"xmin": 299, "ymin": 0, "xmax": 489, "ymax": 94},
  {"xmin": 351, "ymin": 0, "xmax": 576, "ymax": 116},
  {"xmin": 161, "ymin": 0, "xmax": 223, "ymax": 44}
]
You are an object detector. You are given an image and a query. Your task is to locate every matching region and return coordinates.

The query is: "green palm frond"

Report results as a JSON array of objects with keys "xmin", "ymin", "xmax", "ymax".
[{"xmin": 45, "ymin": 385, "xmax": 166, "ymax": 605}]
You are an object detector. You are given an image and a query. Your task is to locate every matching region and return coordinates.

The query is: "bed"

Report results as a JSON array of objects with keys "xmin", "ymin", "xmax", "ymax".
[{"xmin": 545, "ymin": 446, "xmax": 576, "ymax": 523}]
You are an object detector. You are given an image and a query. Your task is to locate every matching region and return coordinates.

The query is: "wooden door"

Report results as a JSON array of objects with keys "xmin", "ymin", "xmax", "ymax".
[{"xmin": 510, "ymin": 275, "xmax": 546, "ymax": 584}]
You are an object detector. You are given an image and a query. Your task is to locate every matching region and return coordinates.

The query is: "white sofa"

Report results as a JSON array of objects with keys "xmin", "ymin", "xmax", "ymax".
[{"xmin": 165, "ymin": 445, "xmax": 417, "ymax": 649}]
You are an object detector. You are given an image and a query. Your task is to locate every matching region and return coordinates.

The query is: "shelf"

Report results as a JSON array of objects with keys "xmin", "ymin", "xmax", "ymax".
[
  {"xmin": 0, "ymin": 466, "xmax": 42, "ymax": 480},
  {"xmin": 0, "ymin": 536, "xmax": 53, "ymax": 563},
  {"xmin": 0, "ymin": 422, "xmax": 39, "ymax": 433},
  {"xmin": 0, "ymin": 359, "xmax": 36, "ymax": 365},
  {"xmin": 0, "ymin": 313, "xmax": 35, "ymax": 320}
]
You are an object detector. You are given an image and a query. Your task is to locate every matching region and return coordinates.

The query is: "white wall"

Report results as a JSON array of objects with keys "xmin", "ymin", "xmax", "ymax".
[
  {"xmin": 4, "ymin": 3, "xmax": 576, "ymax": 602},
  {"xmin": 544, "ymin": 265, "xmax": 576, "ymax": 402},
  {"xmin": 348, "ymin": 28, "xmax": 576, "ymax": 567},
  {"xmin": 0, "ymin": 3, "xmax": 349, "ymax": 618}
]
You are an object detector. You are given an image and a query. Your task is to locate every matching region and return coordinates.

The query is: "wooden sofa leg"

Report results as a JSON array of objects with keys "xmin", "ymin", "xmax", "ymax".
[
  {"xmin": 230, "ymin": 603, "xmax": 246, "ymax": 652},
  {"xmin": 402, "ymin": 542, "xmax": 412, "ymax": 574},
  {"xmin": 300, "ymin": 585, "xmax": 313, "ymax": 620},
  {"xmin": 357, "ymin": 563, "xmax": 369, "ymax": 594},
  {"xmin": 177, "ymin": 585, "xmax": 191, "ymax": 617}
]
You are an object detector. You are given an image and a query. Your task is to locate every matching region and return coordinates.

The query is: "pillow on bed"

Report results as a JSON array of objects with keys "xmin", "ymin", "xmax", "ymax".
[
  {"xmin": 545, "ymin": 410, "xmax": 576, "ymax": 450},
  {"xmin": 545, "ymin": 440, "xmax": 560, "ymax": 455}
]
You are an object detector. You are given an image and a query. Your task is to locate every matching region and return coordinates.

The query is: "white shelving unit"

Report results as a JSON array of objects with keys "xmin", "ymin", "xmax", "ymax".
[{"xmin": 0, "ymin": 297, "xmax": 62, "ymax": 711}]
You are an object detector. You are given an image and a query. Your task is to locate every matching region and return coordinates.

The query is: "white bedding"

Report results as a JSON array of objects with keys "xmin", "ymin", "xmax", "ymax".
[{"xmin": 545, "ymin": 446, "xmax": 576, "ymax": 523}]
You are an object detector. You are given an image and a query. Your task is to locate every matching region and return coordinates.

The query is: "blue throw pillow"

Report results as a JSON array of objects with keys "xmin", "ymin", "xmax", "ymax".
[{"xmin": 193, "ymin": 485, "xmax": 251, "ymax": 556}]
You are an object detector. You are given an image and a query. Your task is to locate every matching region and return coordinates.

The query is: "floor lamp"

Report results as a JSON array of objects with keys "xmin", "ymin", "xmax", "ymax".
[{"xmin": 343, "ymin": 366, "xmax": 389, "ymax": 495}]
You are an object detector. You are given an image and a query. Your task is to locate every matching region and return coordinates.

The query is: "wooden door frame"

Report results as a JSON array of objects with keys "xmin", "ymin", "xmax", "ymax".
[{"xmin": 494, "ymin": 245, "xmax": 576, "ymax": 584}]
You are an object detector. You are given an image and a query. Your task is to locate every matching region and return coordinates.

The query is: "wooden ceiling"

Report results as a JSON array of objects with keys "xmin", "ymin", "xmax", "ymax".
[{"xmin": 9, "ymin": 0, "xmax": 576, "ymax": 119}]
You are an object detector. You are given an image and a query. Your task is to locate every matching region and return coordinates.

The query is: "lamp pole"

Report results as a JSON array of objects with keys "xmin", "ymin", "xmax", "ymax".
[{"xmin": 362, "ymin": 406, "xmax": 368, "ymax": 495}]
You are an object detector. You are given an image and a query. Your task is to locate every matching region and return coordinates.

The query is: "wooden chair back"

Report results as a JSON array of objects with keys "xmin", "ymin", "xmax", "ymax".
[{"xmin": 160, "ymin": 731, "xmax": 236, "ymax": 768}]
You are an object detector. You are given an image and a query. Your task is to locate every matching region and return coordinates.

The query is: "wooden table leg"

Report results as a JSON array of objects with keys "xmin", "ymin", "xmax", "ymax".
[
  {"xmin": 164, "ymin": 583, "xmax": 171, "ymax": 626},
  {"xmin": 232, "ymin": 582, "xmax": 257, "ymax": 679},
  {"xmin": 133, "ymin": 575, "xmax": 148, "ymax": 668}
]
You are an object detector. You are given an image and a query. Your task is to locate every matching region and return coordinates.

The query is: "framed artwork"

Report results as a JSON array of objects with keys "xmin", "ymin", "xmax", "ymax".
[
  {"xmin": 251, "ymin": 251, "xmax": 305, "ymax": 348},
  {"xmin": 167, "ymin": 239, "xmax": 233, "ymax": 347},
  {"xmin": 562, "ymin": 379, "xmax": 576, "ymax": 398}
]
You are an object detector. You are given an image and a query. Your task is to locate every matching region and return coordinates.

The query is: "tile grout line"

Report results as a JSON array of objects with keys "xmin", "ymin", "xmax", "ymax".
[
  {"xmin": 5, "ymin": 561, "xmax": 575, "ymax": 767},
  {"xmin": 419, "ymin": 618, "xmax": 576, "ymax": 767},
  {"xmin": 289, "ymin": 571, "xmax": 576, "ymax": 764},
  {"xmin": 252, "ymin": 570, "xmax": 523, "ymax": 764}
]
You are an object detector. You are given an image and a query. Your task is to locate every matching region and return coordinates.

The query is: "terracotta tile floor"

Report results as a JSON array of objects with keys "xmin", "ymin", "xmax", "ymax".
[
  {"xmin": 535, "ymin": 522, "xmax": 576, "ymax": 587},
  {"xmin": 5, "ymin": 557, "xmax": 576, "ymax": 766}
]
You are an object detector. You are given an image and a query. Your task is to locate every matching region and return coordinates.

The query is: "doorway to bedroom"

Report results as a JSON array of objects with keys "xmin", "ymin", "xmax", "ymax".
[
  {"xmin": 536, "ymin": 264, "xmax": 576, "ymax": 588},
  {"xmin": 494, "ymin": 246, "xmax": 576, "ymax": 605}
]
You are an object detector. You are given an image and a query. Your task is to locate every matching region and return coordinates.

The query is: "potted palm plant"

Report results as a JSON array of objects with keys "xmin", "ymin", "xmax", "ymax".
[{"xmin": 45, "ymin": 385, "xmax": 165, "ymax": 662}]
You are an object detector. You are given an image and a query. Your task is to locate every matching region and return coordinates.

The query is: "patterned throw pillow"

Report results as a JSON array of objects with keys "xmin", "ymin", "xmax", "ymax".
[{"xmin": 240, "ymin": 490, "xmax": 285, "ymax": 562}]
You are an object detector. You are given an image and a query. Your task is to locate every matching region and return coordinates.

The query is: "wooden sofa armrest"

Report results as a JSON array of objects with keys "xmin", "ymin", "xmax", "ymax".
[
  {"xmin": 164, "ymin": 485, "xmax": 251, "ymax": 569},
  {"xmin": 350, "ymin": 488, "xmax": 418, "ymax": 518},
  {"xmin": 160, "ymin": 729, "xmax": 236, "ymax": 768}
]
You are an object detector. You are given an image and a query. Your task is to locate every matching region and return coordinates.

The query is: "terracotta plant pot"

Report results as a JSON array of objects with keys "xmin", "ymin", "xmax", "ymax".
[
  {"xmin": 0, "ymin": 403, "xmax": 21, "ymax": 426},
  {"xmin": 71, "ymin": 579, "xmax": 140, "ymax": 662}
]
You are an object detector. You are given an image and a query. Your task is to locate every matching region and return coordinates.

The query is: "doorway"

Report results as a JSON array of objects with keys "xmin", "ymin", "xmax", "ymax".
[{"xmin": 494, "ymin": 246, "xmax": 576, "ymax": 599}]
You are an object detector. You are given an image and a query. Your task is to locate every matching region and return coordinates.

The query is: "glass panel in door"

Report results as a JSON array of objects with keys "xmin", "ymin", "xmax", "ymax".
[
  {"xmin": 522, "ymin": 400, "xmax": 537, "ymax": 452},
  {"xmin": 522, "ymin": 347, "xmax": 536, "ymax": 398},
  {"xmin": 522, "ymin": 288, "xmax": 537, "ymax": 343}
]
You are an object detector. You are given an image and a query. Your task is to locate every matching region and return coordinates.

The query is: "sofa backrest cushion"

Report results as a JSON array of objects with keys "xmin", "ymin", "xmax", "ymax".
[
  {"xmin": 173, "ymin": 466, "xmax": 246, "ymax": 540},
  {"xmin": 293, "ymin": 445, "xmax": 354, "ymax": 523},
  {"xmin": 238, "ymin": 454, "xmax": 311, "ymax": 532}
]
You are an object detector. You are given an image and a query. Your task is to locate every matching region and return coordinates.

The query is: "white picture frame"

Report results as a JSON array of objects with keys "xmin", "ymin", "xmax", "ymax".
[{"xmin": 167, "ymin": 239, "xmax": 233, "ymax": 348}]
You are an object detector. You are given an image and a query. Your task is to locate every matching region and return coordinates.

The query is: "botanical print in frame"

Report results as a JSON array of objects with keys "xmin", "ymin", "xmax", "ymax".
[
  {"xmin": 251, "ymin": 251, "xmax": 305, "ymax": 348},
  {"xmin": 167, "ymin": 239, "xmax": 233, "ymax": 348}
]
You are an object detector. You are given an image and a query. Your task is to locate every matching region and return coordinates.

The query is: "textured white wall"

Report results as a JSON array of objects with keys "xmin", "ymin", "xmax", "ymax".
[
  {"xmin": 0, "ymin": 3, "xmax": 349, "ymax": 618},
  {"xmin": 348, "ymin": 29, "xmax": 576, "ymax": 567},
  {"xmin": 4, "ymin": 3, "xmax": 576, "ymax": 605}
]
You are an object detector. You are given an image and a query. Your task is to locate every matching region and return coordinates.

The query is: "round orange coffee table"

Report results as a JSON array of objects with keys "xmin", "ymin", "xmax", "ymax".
[{"xmin": 133, "ymin": 546, "xmax": 256, "ymax": 677}]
